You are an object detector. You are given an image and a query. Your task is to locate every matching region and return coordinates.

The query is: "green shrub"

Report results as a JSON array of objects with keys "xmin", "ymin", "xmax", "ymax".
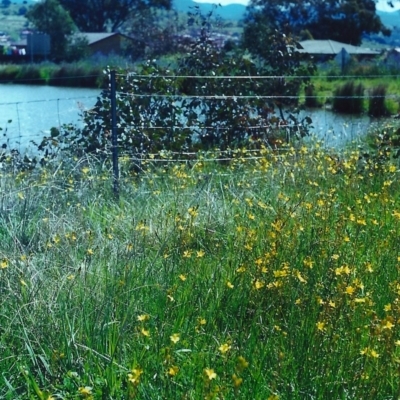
[{"xmin": 364, "ymin": 122, "xmax": 400, "ymax": 162}]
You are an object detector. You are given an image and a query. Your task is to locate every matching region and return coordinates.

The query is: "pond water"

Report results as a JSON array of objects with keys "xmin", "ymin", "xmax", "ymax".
[
  {"xmin": 0, "ymin": 84, "xmax": 100, "ymax": 153},
  {"xmin": 300, "ymin": 107, "xmax": 374, "ymax": 148},
  {"xmin": 0, "ymin": 84, "xmax": 391, "ymax": 154}
]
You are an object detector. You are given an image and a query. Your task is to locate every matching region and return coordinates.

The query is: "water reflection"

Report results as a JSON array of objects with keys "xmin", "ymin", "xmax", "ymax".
[
  {"xmin": 300, "ymin": 107, "xmax": 380, "ymax": 147},
  {"xmin": 0, "ymin": 84, "xmax": 99, "ymax": 153}
]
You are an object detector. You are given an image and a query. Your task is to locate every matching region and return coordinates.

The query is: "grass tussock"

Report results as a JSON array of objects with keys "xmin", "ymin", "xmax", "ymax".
[
  {"xmin": 369, "ymin": 84, "xmax": 390, "ymax": 117},
  {"xmin": 1, "ymin": 142, "xmax": 400, "ymax": 399},
  {"xmin": 333, "ymin": 81, "xmax": 365, "ymax": 114}
]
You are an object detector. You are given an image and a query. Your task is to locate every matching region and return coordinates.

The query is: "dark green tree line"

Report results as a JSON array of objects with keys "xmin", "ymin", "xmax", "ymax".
[
  {"xmin": 26, "ymin": 0, "xmax": 76, "ymax": 60},
  {"xmin": 243, "ymin": 0, "xmax": 391, "ymax": 48},
  {"xmin": 58, "ymin": 0, "xmax": 172, "ymax": 32}
]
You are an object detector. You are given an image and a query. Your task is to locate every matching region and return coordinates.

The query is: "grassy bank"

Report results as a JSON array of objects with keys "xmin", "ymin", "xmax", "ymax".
[
  {"xmin": 304, "ymin": 76, "xmax": 400, "ymax": 113},
  {"xmin": 0, "ymin": 61, "xmax": 110, "ymax": 87},
  {"xmin": 302, "ymin": 62, "xmax": 400, "ymax": 114},
  {"xmin": 1, "ymin": 139, "xmax": 400, "ymax": 399}
]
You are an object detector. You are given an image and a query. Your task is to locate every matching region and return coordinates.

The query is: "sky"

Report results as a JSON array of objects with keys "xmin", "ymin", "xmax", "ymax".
[{"xmin": 194, "ymin": 0, "xmax": 400, "ymax": 12}]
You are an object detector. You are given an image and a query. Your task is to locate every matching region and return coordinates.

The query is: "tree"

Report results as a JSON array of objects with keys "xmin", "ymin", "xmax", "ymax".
[
  {"xmin": 123, "ymin": 8, "xmax": 179, "ymax": 60},
  {"xmin": 26, "ymin": 0, "xmax": 76, "ymax": 60},
  {"xmin": 243, "ymin": 0, "xmax": 390, "ymax": 46},
  {"xmin": 58, "ymin": 0, "xmax": 172, "ymax": 32},
  {"xmin": 38, "ymin": 7, "xmax": 314, "ymax": 162}
]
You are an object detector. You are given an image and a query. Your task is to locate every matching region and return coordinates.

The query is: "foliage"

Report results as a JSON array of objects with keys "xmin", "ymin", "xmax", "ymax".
[
  {"xmin": 243, "ymin": 0, "xmax": 390, "ymax": 46},
  {"xmin": 25, "ymin": 0, "xmax": 76, "ymax": 61},
  {"xmin": 363, "ymin": 121, "xmax": 400, "ymax": 162},
  {"xmin": 123, "ymin": 7, "xmax": 180, "ymax": 60},
  {"xmin": 59, "ymin": 0, "xmax": 172, "ymax": 32},
  {"xmin": 333, "ymin": 81, "xmax": 365, "ymax": 114},
  {"xmin": 1, "ymin": 144, "xmax": 400, "ymax": 398},
  {"xmin": 37, "ymin": 9, "xmax": 314, "ymax": 162}
]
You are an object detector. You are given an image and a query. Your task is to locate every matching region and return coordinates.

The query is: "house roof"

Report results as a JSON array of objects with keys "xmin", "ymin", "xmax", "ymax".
[
  {"xmin": 77, "ymin": 32, "xmax": 133, "ymax": 45},
  {"xmin": 298, "ymin": 40, "xmax": 380, "ymax": 55}
]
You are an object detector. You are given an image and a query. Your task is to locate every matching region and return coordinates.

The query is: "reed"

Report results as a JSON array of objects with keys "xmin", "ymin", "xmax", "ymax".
[
  {"xmin": 333, "ymin": 81, "xmax": 365, "ymax": 114},
  {"xmin": 368, "ymin": 84, "xmax": 389, "ymax": 117}
]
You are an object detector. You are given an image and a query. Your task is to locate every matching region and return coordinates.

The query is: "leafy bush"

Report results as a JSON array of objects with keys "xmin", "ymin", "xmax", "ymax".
[
  {"xmin": 36, "ymin": 13, "xmax": 315, "ymax": 162},
  {"xmin": 363, "ymin": 122, "xmax": 400, "ymax": 163}
]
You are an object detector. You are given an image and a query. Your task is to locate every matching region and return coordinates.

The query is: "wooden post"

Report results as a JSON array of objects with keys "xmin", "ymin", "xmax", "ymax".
[{"xmin": 110, "ymin": 70, "xmax": 119, "ymax": 199}]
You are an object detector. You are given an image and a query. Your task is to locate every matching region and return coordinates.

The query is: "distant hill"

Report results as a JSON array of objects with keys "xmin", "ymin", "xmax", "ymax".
[
  {"xmin": 172, "ymin": 3, "xmax": 400, "ymax": 25},
  {"xmin": 173, "ymin": 0, "xmax": 247, "ymax": 20}
]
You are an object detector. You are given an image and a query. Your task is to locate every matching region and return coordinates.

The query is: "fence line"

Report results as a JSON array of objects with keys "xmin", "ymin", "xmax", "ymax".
[
  {"xmin": 117, "ymin": 73, "xmax": 400, "ymax": 80},
  {"xmin": 0, "ymin": 93, "xmax": 384, "ymax": 137},
  {"xmin": 117, "ymin": 93, "xmax": 400, "ymax": 100},
  {"xmin": 0, "ymin": 94, "xmax": 99, "ymax": 152},
  {"xmin": 1, "ymin": 71, "xmax": 400, "ymax": 199},
  {"xmin": 0, "ymin": 85, "xmax": 393, "ymax": 158},
  {"xmin": 1, "ymin": 92, "xmax": 399, "ymax": 108}
]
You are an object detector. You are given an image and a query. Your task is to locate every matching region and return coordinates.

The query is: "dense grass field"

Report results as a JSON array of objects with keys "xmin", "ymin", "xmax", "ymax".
[{"xmin": 1, "ymin": 136, "xmax": 400, "ymax": 399}]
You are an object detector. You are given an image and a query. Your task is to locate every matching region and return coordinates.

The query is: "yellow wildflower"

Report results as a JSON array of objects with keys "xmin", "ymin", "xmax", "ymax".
[
  {"xmin": 141, "ymin": 328, "xmax": 150, "ymax": 337},
  {"xmin": 128, "ymin": 368, "xmax": 143, "ymax": 386},
  {"xmin": 370, "ymin": 349, "xmax": 379, "ymax": 358},
  {"xmin": 316, "ymin": 321, "xmax": 326, "ymax": 332},
  {"xmin": 345, "ymin": 286, "xmax": 355, "ymax": 295},
  {"xmin": 382, "ymin": 318, "xmax": 395, "ymax": 330},
  {"xmin": 167, "ymin": 365, "xmax": 179, "ymax": 376},
  {"xmin": 204, "ymin": 368, "xmax": 217, "ymax": 380},
  {"xmin": 170, "ymin": 333, "xmax": 180, "ymax": 344},
  {"xmin": 196, "ymin": 250, "xmax": 205, "ymax": 258},
  {"xmin": 218, "ymin": 343, "xmax": 231, "ymax": 354},
  {"xmin": 232, "ymin": 374, "xmax": 243, "ymax": 387},
  {"xmin": 183, "ymin": 250, "xmax": 192, "ymax": 258},
  {"xmin": 78, "ymin": 386, "xmax": 93, "ymax": 397},
  {"xmin": 237, "ymin": 356, "xmax": 249, "ymax": 370},
  {"xmin": 254, "ymin": 280, "xmax": 265, "ymax": 290}
]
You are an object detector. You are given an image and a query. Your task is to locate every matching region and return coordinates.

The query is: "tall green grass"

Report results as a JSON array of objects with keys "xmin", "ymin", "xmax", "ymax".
[
  {"xmin": 0, "ymin": 62, "xmax": 108, "ymax": 87},
  {"xmin": 0, "ymin": 143, "xmax": 400, "ymax": 399}
]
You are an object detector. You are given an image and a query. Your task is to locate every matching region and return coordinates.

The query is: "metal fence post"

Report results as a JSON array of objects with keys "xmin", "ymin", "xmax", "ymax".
[{"xmin": 110, "ymin": 70, "xmax": 119, "ymax": 199}]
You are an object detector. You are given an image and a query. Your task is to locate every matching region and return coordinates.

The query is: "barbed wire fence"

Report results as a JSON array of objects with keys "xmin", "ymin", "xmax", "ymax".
[{"xmin": 1, "ymin": 71, "xmax": 400, "ymax": 197}]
